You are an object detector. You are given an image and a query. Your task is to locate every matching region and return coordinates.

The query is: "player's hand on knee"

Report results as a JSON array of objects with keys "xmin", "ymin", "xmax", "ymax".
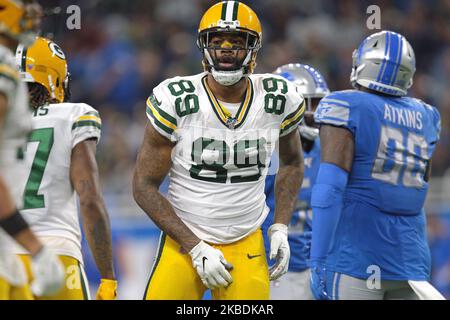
[
  {"xmin": 95, "ymin": 279, "xmax": 118, "ymax": 300},
  {"xmin": 189, "ymin": 240, "xmax": 233, "ymax": 289},
  {"xmin": 31, "ymin": 246, "xmax": 65, "ymax": 297},
  {"xmin": 268, "ymin": 223, "xmax": 290, "ymax": 281}
]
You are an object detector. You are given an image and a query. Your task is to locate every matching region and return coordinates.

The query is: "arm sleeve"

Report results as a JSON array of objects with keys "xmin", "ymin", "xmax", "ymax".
[
  {"xmin": 310, "ymin": 163, "xmax": 348, "ymax": 263},
  {"xmin": 280, "ymin": 83, "xmax": 306, "ymax": 137},
  {"xmin": 314, "ymin": 93, "xmax": 358, "ymax": 136},
  {"xmin": 145, "ymin": 82, "xmax": 179, "ymax": 142},
  {"xmin": 71, "ymin": 104, "xmax": 102, "ymax": 148}
]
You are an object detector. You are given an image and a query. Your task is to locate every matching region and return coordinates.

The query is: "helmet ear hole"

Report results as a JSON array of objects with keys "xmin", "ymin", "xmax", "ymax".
[
  {"xmin": 372, "ymin": 40, "xmax": 378, "ymax": 48},
  {"xmin": 56, "ymin": 78, "xmax": 60, "ymax": 87}
]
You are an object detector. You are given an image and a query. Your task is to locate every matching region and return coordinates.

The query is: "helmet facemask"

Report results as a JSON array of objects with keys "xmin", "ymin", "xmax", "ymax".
[
  {"xmin": 299, "ymin": 97, "xmax": 321, "ymax": 142},
  {"xmin": 198, "ymin": 28, "xmax": 260, "ymax": 86},
  {"xmin": 63, "ymin": 72, "xmax": 71, "ymax": 102}
]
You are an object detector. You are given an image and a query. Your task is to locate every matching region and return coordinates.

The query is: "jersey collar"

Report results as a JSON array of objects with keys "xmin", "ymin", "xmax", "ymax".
[{"xmin": 201, "ymin": 75, "xmax": 254, "ymax": 129}]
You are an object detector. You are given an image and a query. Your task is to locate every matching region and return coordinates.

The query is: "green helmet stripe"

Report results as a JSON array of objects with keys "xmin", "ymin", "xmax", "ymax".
[
  {"xmin": 221, "ymin": 1, "xmax": 227, "ymax": 20},
  {"xmin": 232, "ymin": 1, "xmax": 239, "ymax": 21}
]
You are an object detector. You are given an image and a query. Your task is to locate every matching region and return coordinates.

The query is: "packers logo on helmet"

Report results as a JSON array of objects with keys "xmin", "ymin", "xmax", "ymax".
[
  {"xmin": 48, "ymin": 42, "xmax": 65, "ymax": 60},
  {"xmin": 197, "ymin": 1, "xmax": 262, "ymax": 86},
  {"xmin": 16, "ymin": 36, "xmax": 69, "ymax": 103},
  {"xmin": 0, "ymin": 0, "xmax": 41, "ymax": 46}
]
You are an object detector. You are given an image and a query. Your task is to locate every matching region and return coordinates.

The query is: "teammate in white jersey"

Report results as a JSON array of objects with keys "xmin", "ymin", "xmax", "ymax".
[
  {"xmin": 134, "ymin": 1, "xmax": 305, "ymax": 300},
  {"xmin": 14, "ymin": 36, "xmax": 117, "ymax": 300},
  {"xmin": 0, "ymin": 0, "xmax": 64, "ymax": 300}
]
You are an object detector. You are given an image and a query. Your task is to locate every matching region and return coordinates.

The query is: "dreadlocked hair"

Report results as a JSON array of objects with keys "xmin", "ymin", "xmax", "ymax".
[{"xmin": 27, "ymin": 83, "xmax": 58, "ymax": 109}]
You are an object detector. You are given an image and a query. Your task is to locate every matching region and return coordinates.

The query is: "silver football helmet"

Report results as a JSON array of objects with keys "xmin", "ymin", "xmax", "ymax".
[
  {"xmin": 274, "ymin": 63, "xmax": 330, "ymax": 141},
  {"xmin": 350, "ymin": 30, "xmax": 416, "ymax": 96}
]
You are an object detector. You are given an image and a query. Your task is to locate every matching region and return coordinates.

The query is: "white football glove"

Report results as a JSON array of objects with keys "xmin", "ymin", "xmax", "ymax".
[
  {"xmin": 189, "ymin": 240, "xmax": 233, "ymax": 290},
  {"xmin": 31, "ymin": 246, "xmax": 65, "ymax": 297},
  {"xmin": 268, "ymin": 223, "xmax": 290, "ymax": 281}
]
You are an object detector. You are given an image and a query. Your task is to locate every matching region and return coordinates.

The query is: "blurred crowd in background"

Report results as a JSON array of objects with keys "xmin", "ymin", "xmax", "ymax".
[{"xmin": 37, "ymin": 0, "xmax": 450, "ymax": 299}]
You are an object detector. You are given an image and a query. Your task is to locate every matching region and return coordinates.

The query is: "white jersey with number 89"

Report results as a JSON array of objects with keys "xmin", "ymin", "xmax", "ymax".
[{"xmin": 146, "ymin": 72, "xmax": 305, "ymax": 244}]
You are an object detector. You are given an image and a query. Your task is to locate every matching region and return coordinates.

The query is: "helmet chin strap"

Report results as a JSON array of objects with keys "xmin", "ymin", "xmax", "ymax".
[
  {"xmin": 204, "ymin": 48, "xmax": 253, "ymax": 86},
  {"xmin": 211, "ymin": 68, "xmax": 243, "ymax": 86},
  {"xmin": 47, "ymin": 74, "xmax": 56, "ymax": 99}
]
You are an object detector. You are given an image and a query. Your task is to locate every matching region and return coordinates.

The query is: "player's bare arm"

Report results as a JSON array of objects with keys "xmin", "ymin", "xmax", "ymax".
[
  {"xmin": 425, "ymin": 160, "xmax": 432, "ymax": 182},
  {"xmin": 70, "ymin": 139, "xmax": 115, "ymax": 280},
  {"xmin": 0, "ymin": 177, "xmax": 43, "ymax": 256},
  {"xmin": 0, "ymin": 93, "xmax": 15, "ymax": 215},
  {"xmin": 319, "ymin": 125, "xmax": 354, "ymax": 172},
  {"xmin": 0, "ymin": 91, "xmax": 42, "ymax": 255},
  {"xmin": 275, "ymin": 129, "xmax": 304, "ymax": 225},
  {"xmin": 133, "ymin": 124, "xmax": 201, "ymax": 253},
  {"xmin": 266, "ymin": 128, "xmax": 304, "ymax": 281}
]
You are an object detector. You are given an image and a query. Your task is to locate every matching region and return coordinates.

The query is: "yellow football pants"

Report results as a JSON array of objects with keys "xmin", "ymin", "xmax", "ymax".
[
  {"xmin": 144, "ymin": 229, "xmax": 270, "ymax": 300},
  {"xmin": 19, "ymin": 255, "xmax": 90, "ymax": 300},
  {"xmin": 0, "ymin": 278, "xmax": 33, "ymax": 300}
]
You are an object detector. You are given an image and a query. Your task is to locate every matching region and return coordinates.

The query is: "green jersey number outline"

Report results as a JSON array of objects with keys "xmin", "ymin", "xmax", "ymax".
[
  {"xmin": 263, "ymin": 77, "xmax": 288, "ymax": 115},
  {"xmin": 23, "ymin": 128, "xmax": 54, "ymax": 209},
  {"xmin": 189, "ymin": 137, "xmax": 267, "ymax": 183}
]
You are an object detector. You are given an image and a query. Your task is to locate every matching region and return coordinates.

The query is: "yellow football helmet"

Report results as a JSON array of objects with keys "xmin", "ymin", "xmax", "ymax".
[
  {"xmin": 197, "ymin": 1, "xmax": 262, "ymax": 86},
  {"xmin": 16, "ymin": 36, "xmax": 69, "ymax": 103},
  {"xmin": 0, "ymin": 0, "xmax": 41, "ymax": 46}
]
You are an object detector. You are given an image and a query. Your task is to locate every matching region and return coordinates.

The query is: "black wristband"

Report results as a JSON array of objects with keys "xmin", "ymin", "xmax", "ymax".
[{"xmin": 0, "ymin": 209, "xmax": 29, "ymax": 237}]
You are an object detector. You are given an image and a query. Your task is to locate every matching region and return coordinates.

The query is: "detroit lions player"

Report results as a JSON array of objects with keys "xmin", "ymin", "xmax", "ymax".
[
  {"xmin": 311, "ymin": 30, "xmax": 444, "ymax": 300},
  {"xmin": 263, "ymin": 64, "xmax": 329, "ymax": 299}
]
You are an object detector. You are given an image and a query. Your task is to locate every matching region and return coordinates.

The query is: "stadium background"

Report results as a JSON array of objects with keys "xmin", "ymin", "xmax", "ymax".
[{"xmin": 37, "ymin": 0, "xmax": 450, "ymax": 299}]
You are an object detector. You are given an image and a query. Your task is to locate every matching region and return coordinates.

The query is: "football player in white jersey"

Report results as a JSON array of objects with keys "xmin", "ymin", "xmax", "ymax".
[
  {"xmin": 0, "ymin": 0, "xmax": 65, "ymax": 300},
  {"xmin": 14, "ymin": 36, "xmax": 117, "ymax": 300},
  {"xmin": 134, "ymin": 1, "xmax": 305, "ymax": 300}
]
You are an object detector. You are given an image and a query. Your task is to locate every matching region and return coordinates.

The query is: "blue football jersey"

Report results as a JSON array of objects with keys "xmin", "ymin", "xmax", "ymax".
[
  {"xmin": 262, "ymin": 138, "xmax": 321, "ymax": 271},
  {"xmin": 314, "ymin": 90, "xmax": 441, "ymax": 280}
]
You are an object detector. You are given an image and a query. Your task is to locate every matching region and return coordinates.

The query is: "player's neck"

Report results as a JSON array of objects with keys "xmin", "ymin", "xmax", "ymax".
[
  {"xmin": 0, "ymin": 35, "xmax": 18, "ymax": 52},
  {"xmin": 206, "ymin": 74, "xmax": 247, "ymax": 103}
]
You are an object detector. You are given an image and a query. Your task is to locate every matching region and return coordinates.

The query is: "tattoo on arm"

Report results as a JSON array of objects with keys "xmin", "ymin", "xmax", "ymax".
[
  {"xmin": 274, "ymin": 129, "xmax": 304, "ymax": 226},
  {"xmin": 71, "ymin": 141, "xmax": 115, "ymax": 279},
  {"xmin": 82, "ymin": 201, "xmax": 114, "ymax": 279},
  {"xmin": 133, "ymin": 124, "xmax": 200, "ymax": 253}
]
